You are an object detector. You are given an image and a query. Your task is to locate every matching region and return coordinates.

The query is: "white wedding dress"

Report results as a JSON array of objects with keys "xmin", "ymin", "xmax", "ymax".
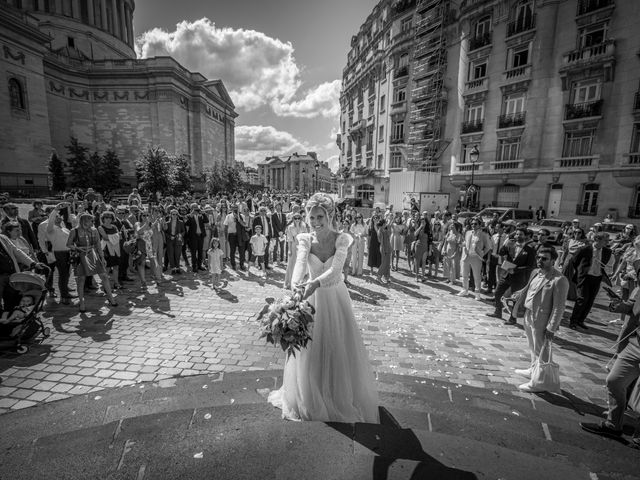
[{"xmin": 268, "ymin": 232, "xmax": 379, "ymax": 423}]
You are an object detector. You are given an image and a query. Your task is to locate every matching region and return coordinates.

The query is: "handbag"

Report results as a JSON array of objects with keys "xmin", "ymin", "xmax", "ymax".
[
  {"xmin": 528, "ymin": 340, "xmax": 561, "ymax": 394},
  {"xmin": 123, "ymin": 238, "xmax": 137, "ymax": 255}
]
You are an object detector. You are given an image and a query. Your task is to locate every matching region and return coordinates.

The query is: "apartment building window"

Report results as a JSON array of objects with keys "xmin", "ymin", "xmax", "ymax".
[
  {"xmin": 572, "ymin": 79, "xmax": 601, "ymax": 104},
  {"xmin": 469, "ymin": 59, "xmax": 487, "ymax": 80},
  {"xmin": 366, "ymin": 128, "xmax": 374, "ymax": 150},
  {"xmin": 466, "ymin": 103, "xmax": 484, "ymax": 123},
  {"xmin": 631, "ymin": 124, "xmax": 640, "ymax": 153},
  {"xmin": 392, "ymin": 121, "xmax": 405, "ymax": 140},
  {"xmin": 563, "ymin": 130, "xmax": 594, "ymax": 157},
  {"xmin": 378, "ymin": 125, "xmax": 384, "ymax": 141},
  {"xmin": 8, "ymin": 78, "xmax": 26, "ymax": 111},
  {"xmin": 579, "ymin": 23, "xmax": 607, "ymax": 48},
  {"xmin": 475, "ymin": 15, "xmax": 491, "ymax": 37},
  {"xmin": 401, "ymin": 17, "xmax": 413, "ymax": 32},
  {"xmin": 514, "ymin": 1, "xmax": 533, "ymax": 30},
  {"xmin": 342, "ymin": 121, "xmax": 346, "ymax": 133},
  {"xmin": 368, "ymin": 100, "xmax": 374, "ymax": 115},
  {"xmin": 399, "ymin": 53, "xmax": 409, "ymax": 68},
  {"xmin": 581, "ymin": 183, "xmax": 599, "ymax": 215},
  {"xmin": 380, "ymin": 95, "xmax": 386, "ymax": 113},
  {"xmin": 358, "ymin": 107, "xmax": 364, "ymax": 119},
  {"xmin": 393, "ymin": 88, "xmax": 406, "ymax": 103},
  {"xmin": 507, "ymin": 43, "xmax": 530, "ymax": 69},
  {"xmin": 461, "ymin": 144, "xmax": 475, "ymax": 164},
  {"xmin": 504, "ymin": 94, "xmax": 525, "ymax": 115},
  {"xmin": 390, "ymin": 151, "xmax": 403, "ymax": 169},
  {"xmin": 377, "ymin": 154, "xmax": 383, "ymax": 169},
  {"xmin": 497, "ymin": 138, "xmax": 521, "ymax": 161}
]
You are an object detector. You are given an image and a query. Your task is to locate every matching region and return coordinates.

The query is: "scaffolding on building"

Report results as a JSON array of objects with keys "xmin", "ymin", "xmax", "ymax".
[{"xmin": 407, "ymin": 0, "xmax": 451, "ymax": 171}]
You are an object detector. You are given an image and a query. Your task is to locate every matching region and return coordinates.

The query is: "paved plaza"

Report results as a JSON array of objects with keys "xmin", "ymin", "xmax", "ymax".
[{"xmin": 0, "ymin": 263, "xmax": 620, "ymax": 414}]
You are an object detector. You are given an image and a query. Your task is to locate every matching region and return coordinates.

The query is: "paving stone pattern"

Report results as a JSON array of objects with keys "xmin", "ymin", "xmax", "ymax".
[{"xmin": 0, "ymin": 263, "xmax": 620, "ymax": 414}]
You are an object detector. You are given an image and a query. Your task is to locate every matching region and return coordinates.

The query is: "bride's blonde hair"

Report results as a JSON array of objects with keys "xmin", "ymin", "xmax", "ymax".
[{"xmin": 305, "ymin": 193, "xmax": 337, "ymax": 231}]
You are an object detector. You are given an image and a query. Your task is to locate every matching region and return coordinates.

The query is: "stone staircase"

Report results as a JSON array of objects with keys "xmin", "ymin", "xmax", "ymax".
[{"xmin": 0, "ymin": 370, "xmax": 637, "ymax": 479}]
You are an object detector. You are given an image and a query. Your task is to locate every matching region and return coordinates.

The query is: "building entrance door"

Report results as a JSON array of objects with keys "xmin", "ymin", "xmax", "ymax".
[{"xmin": 548, "ymin": 184, "xmax": 563, "ymax": 217}]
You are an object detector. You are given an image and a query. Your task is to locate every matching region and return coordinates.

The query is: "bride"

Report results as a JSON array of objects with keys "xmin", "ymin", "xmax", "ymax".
[{"xmin": 268, "ymin": 193, "xmax": 379, "ymax": 423}]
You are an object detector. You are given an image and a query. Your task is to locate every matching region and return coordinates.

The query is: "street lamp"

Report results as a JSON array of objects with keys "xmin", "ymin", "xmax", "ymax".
[
  {"xmin": 301, "ymin": 167, "xmax": 307, "ymax": 192},
  {"xmin": 314, "ymin": 161, "xmax": 319, "ymax": 192},
  {"xmin": 312, "ymin": 174, "xmax": 316, "ymax": 193},
  {"xmin": 467, "ymin": 145, "xmax": 480, "ymax": 210}
]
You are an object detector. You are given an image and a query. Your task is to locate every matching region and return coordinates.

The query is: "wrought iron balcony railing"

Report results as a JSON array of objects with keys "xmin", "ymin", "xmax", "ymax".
[
  {"xmin": 576, "ymin": 203, "xmax": 598, "ymax": 216},
  {"xmin": 564, "ymin": 99, "xmax": 603, "ymax": 120},
  {"xmin": 577, "ymin": 0, "xmax": 614, "ymax": 16},
  {"xmin": 394, "ymin": 66, "xmax": 409, "ymax": 78},
  {"xmin": 461, "ymin": 120, "xmax": 483, "ymax": 134},
  {"xmin": 468, "ymin": 32, "xmax": 491, "ymax": 51},
  {"xmin": 498, "ymin": 112, "xmax": 526, "ymax": 128}
]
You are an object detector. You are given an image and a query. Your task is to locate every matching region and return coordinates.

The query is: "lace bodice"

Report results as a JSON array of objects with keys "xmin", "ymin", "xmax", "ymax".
[{"xmin": 292, "ymin": 232, "xmax": 353, "ymax": 289}]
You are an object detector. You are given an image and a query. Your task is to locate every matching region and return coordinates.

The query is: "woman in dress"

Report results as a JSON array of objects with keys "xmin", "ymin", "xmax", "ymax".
[
  {"xmin": 413, "ymin": 215, "xmax": 432, "ymax": 282},
  {"xmin": 429, "ymin": 220, "xmax": 443, "ymax": 278},
  {"xmin": 268, "ymin": 193, "xmax": 379, "ymax": 423},
  {"xmin": 97, "ymin": 211, "xmax": 121, "ymax": 290},
  {"xmin": 389, "ymin": 213, "xmax": 405, "ymax": 272},
  {"xmin": 349, "ymin": 214, "xmax": 367, "ymax": 276},
  {"xmin": 376, "ymin": 217, "xmax": 392, "ymax": 284},
  {"xmin": 67, "ymin": 213, "xmax": 117, "ymax": 312},
  {"xmin": 283, "ymin": 213, "xmax": 307, "ymax": 289},
  {"xmin": 3, "ymin": 222, "xmax": 36, "ymax": 265},
  {"xmin": 367, "ymin": 212, "xmax": 382, "ymax": 276},
  {"xmin": 442, "ymin": 221, "xmax": 463, "ymax": 284},
  {"xmin": 403, "ymin": 216, "xmax": 416, "ymax": 272}
]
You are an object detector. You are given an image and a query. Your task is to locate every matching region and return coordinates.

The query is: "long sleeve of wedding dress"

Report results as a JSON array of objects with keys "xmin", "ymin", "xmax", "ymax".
[{"xmin": 291, "ymin": 233, "xmax": 310, "ymax": 289}]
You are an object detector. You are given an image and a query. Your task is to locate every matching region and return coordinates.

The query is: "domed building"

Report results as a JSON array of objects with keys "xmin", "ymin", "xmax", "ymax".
[{"xmin": 0, "ymin": 0, "xmax": 237, "ymax": 194}]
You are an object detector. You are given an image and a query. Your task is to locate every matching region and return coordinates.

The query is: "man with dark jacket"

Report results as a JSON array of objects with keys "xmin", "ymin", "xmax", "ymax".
[
  {"xmin": 184, "ymin": 204, "xmax": 209, "ymax": 273},
  {"xmin": 270, "ymin": 203, "xmax": 287, "ymax": 264},
  {"xmin": 569, "ymin": 232, "xmax": 612, "ymax": 329},
  {"xmin": 252, "ymin": 206, "xmax": 273, "ymax": 269},
  {"xmin": 488, "ymin": 226, "xmax": 536, "ymax": 323}
]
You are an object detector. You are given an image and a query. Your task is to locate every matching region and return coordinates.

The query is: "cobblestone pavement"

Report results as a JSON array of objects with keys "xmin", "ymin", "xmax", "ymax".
[{"xmin": 0, "ymin": 262, "xmax": 621, "ymax": 414}]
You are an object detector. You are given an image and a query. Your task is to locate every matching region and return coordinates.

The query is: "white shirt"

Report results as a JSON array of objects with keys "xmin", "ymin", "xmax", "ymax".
[
  {"xmin": 224, "ymin": 213, "xmax": 239, "ymax": 234},
  {"xmin": 250, "ymin": 234, "xmax": 268, "ymax": 256},
  {"xmin": 588, "ymin": 247, "xmax": 603, "ymax": 276},
  {"xmin": 524, "ymin": 272, "xmax": 547, "ymax": 310}
]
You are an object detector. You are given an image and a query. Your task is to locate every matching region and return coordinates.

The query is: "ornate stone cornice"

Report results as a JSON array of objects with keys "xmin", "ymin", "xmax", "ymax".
[{"xmin": 3, "ymin": 45, "xmax": 25, "ymax": 65}]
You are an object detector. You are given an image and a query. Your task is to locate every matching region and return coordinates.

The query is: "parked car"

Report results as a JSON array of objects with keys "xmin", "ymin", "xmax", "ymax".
[
  {"xmin": 476, "ymin": 207, "xmax": 534, "ymax": 226},
  {"xmin": 600, "ymin": 222, "xmax": 636, "ymax": 240},
  {"xmin": 528, "ymin": 218, "xmax": 570, "ymax": 244},
  {"xmin": 455, "ymin": 211, "xmax": 480, "ymax": 225}
]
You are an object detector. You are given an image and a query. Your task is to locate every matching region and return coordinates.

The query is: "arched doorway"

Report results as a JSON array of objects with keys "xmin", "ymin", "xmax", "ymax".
[{"xmin": 356, "ymin": 184, "xmax": 375, "ymax": 206}]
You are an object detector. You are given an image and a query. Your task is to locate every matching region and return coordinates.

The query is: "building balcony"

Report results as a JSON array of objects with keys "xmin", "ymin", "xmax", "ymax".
[
  {"xmin": 577, "ymin": 0, "xmax": 614, "ymax": 16},
  {"xmin": 468, "ymin": 32, "xmax": 492, "ymax": 52},
  {"xmin": 390, "ymin": 101, "xmax": 408, "ymax": 114},
  {"xmin": 390, "ymin": 136, "xmax": 406, "ymax": 145},
  {"xmin": 564, "ymin": 99, "xmax": 603, "ymax": 121},
  {"xmin": 561, "ymin": 40, "xmax": 615, "ymax": 70},
  {"xmin": 554, "ymin": 155, "xmax": 599, "ymax": 170},
  {"xmin": 502, "ymin": 65, "xmax": 531, "ymax": 83},
  {"xmin": 490, "ymin": 159, "xmax": 524, "ymax": 172},
  {"xmin": 454, "ymin": 162, "xmax": 483, "ymax": 174},
  {"xmin": 464, "ymin": 77, "xmax": 488, "ymax": 95},
  {"xmin": 576, "ymin": 203, "xmax": 598, "ymax": 216},
  {"xmin": 506, "ymin": 14, "xmax": 536, "ymax": 38},
  {"xmin": 497, "ymin": 112, "xmax": 526, "ymax": 129},
  {"xmin": 394, "ymin": 66, "xmax": 409, "ymax": 79},
  {"xmin": 619, "ymin": 153, "xmax": 640, "ymax": 168},
  {"xmin": 348, "ymin": 119, "xmax": 367, "ymax": 133},
  {"xmin": 461, "ymin": 120, "xmax": 483, "ymax": 134}
]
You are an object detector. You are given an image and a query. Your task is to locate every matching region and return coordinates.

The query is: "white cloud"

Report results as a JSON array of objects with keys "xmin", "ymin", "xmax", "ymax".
[
  {"xmin": 273, "ymin": 80, "xmax": 341, "ymax": 119},
  {"xmin": 325, "ymin": 155, "xmax": 340, "ymax": 171},
  {"xmin": 136, "ymin": 18, "xmax": 339, "ymax": 118},
  {"xmin": 235, "ymin": 125, "xmax": 313, "ymax": 168}
]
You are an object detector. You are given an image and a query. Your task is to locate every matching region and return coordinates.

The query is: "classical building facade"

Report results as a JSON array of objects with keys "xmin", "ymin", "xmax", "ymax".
[
  {"xmin": 339, "ymin": 0, "xmax": 640, "ymax": 223},
  {"xmin": 257, "ymin": 152, "xmax": 333, "ymax": 193},
  {"xmin": 0, "ymin": 0, "xmax": 237, "ymax": 194}
]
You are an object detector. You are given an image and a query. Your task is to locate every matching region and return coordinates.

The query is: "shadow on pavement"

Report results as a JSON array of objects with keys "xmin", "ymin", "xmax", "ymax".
[{"xmin": 328, "ymin": 407, "xmax": 478, "ymax": 480}]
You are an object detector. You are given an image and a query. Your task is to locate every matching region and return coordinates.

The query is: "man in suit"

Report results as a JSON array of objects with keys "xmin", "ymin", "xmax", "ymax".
[
  {"xmin": 488, "ymin": 226, "xmax": 536, "ymax": 323},
  {"xmin": 511, "ymin": 247, "xmax": 569, "ymax": 392},
  {"xmin": 270, "ymin": 202, "xmax": 287, "ymax": 264},
  {"xmin": 224, "ymin": 203, "xmax": 248, "ymax": 271},
  {"xmin": 487, "ymin": 223, "xmax": 507, "ymax": 295},
  {"xmin": 457, "ymin": 218, "xmax": 492, "ymax": 300},
  {"xmin": 581, "ymin": 283, "xmax": 640, "ymax": 444},
  {"xmin": 569, "ymin": 232, "xmax": 612, "ymax": 329},
  {"xmin": 165, "ymin": 208, "xmax": 186, "ymax": 274},
  {"xmin": 252, "ymin": 206, "xmax": 273, "ymax": 269},
  {"xmin": 185, "ymin": 204, "xmax": 209, "ymax": 273}
]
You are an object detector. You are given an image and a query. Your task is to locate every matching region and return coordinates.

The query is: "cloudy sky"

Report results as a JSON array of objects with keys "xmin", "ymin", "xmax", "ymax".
[{"xmin": 134, "ymin": 0, "xmax": 376, "ymax": 171}]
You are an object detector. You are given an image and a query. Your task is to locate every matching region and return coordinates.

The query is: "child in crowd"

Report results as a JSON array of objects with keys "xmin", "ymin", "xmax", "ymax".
[
  {"xmin": 0, "ymin": 295, "xmax": 35, "ymax": 336},
  {"xmin": 207, "ymin": 237, "xmax": 225, "ymax": 289},
  {"xmin": 250, "ymin": 225, "xmax": 268, "ymax": 277}
]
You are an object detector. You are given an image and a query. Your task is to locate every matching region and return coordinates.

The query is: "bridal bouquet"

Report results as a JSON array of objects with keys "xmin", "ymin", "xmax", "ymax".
[{"xmin": 260, "ymin": 294, "xmax": 315, "ymax": 358}]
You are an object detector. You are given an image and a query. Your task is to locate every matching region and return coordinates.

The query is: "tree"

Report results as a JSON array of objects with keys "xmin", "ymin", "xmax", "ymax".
[
  {"xmin": 135, "ymin": 146, "xmax": 173, "ymax": 195},
  {"xmin": 65, "ymin": 137, "xmax": 91, "ymax": 188},
  {"xmin": 48, "ymin": 151, "xmax": 66, "ymax": 193},
  {"xmin": 87, "ymin": 151, "xmax": 102, "ymax": 189},
  {"xmin": 170, "ymin": 154, "xmax": 192, "ymax": 195},
  {"xmin": 100, "ymin": 149, "xmax": 123, "ymax": 194},
  {"xmin": 223, "ymin": 164, "xmax": 244, "ymax": 192},
  {"xmin": 203, "ymin": 164, "xmax": 223, "ymax": 195}
]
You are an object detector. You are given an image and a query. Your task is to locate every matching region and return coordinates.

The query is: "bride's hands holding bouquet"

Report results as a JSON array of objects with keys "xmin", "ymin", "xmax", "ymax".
[{"xmin": 296, "ymin": 279, "xmax": 319, "ymax": 301}]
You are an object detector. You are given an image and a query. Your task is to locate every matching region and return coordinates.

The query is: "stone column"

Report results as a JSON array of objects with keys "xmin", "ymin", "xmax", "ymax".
[
  {"xmin": 87, "ymin": 0, "xmax": 94, "ymax": 24},
  {"xmin": 72, "ymin": 0, "xmax": 80, "ymax": 19},
  {"xmin": 117, "ymin": 0, "xmax": 126, "ymax": 42},
  {"xmin": 100, "ymin": 0, "xmax": 107, "ymax": 29},
  {"xmin": 55, "ymin": 0, "xmax": 63, "ymax": 14}
]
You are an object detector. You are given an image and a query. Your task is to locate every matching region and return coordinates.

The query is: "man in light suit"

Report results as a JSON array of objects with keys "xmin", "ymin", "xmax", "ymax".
[
  {"xmin": 457, "ymin": 218, "xmax": 492, "ymax": 300},
  {"xmin": 512, "ymin": 246, "xmax": 569, "ymax": 392}
]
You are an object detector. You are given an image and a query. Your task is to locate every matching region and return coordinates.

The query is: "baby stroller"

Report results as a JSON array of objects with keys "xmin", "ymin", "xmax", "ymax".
[{"xmin": 0, "ymin": 271, "xmax": 50, "ymax": 354}]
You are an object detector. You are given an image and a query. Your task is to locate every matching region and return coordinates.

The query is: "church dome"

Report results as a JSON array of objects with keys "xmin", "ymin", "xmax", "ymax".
[{"xmin": 7, "ymin": 0, "xmax": 136, "ymax": 60}]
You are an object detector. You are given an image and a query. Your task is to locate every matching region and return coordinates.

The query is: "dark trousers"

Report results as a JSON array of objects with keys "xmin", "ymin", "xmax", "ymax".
[
  {"xmin": 570, "ymin": 274, "xmax": 602, "ymax": 325},
  {"xmin": 487, "ymin": 255, "xmax": 499, "ymax": 290},
  {"xmin": 166, "ymin": 239, "xmax": 181, "ymax": 269},
  {"xmin": 119, "ymin": 241, "xmax": 130, "ymax": 280},
  {"xmin": 189, "ymin": 236, "xmax": 204, "ymax": 271},
  {"xmin": 263, "ymin": 236, "xmax": 271, "ymax": 268},
  {"xmin": 493, "ymin": 273, "xmax": 529, "ymax": 315},
  {"xmin": 228, "ymin": 233, "xmax": 245, "ymax": 269},
  {"xmin": 273, "ymin": 237, "xmax": 285, "ymax": 262},
  {"xmin": 0, "ymin": 273, "xmax": 20, "ymax": 313},
  {"xmin": 53, "ymin": 251, "xmax": 71, "ymax": 298},
  {"xmin": 37, "ymin": 251, "xmax": 56, "ymax": 291},
  {"xmin": 605, "ymin": 336, "xmax": 640, "ymax": 430}
]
